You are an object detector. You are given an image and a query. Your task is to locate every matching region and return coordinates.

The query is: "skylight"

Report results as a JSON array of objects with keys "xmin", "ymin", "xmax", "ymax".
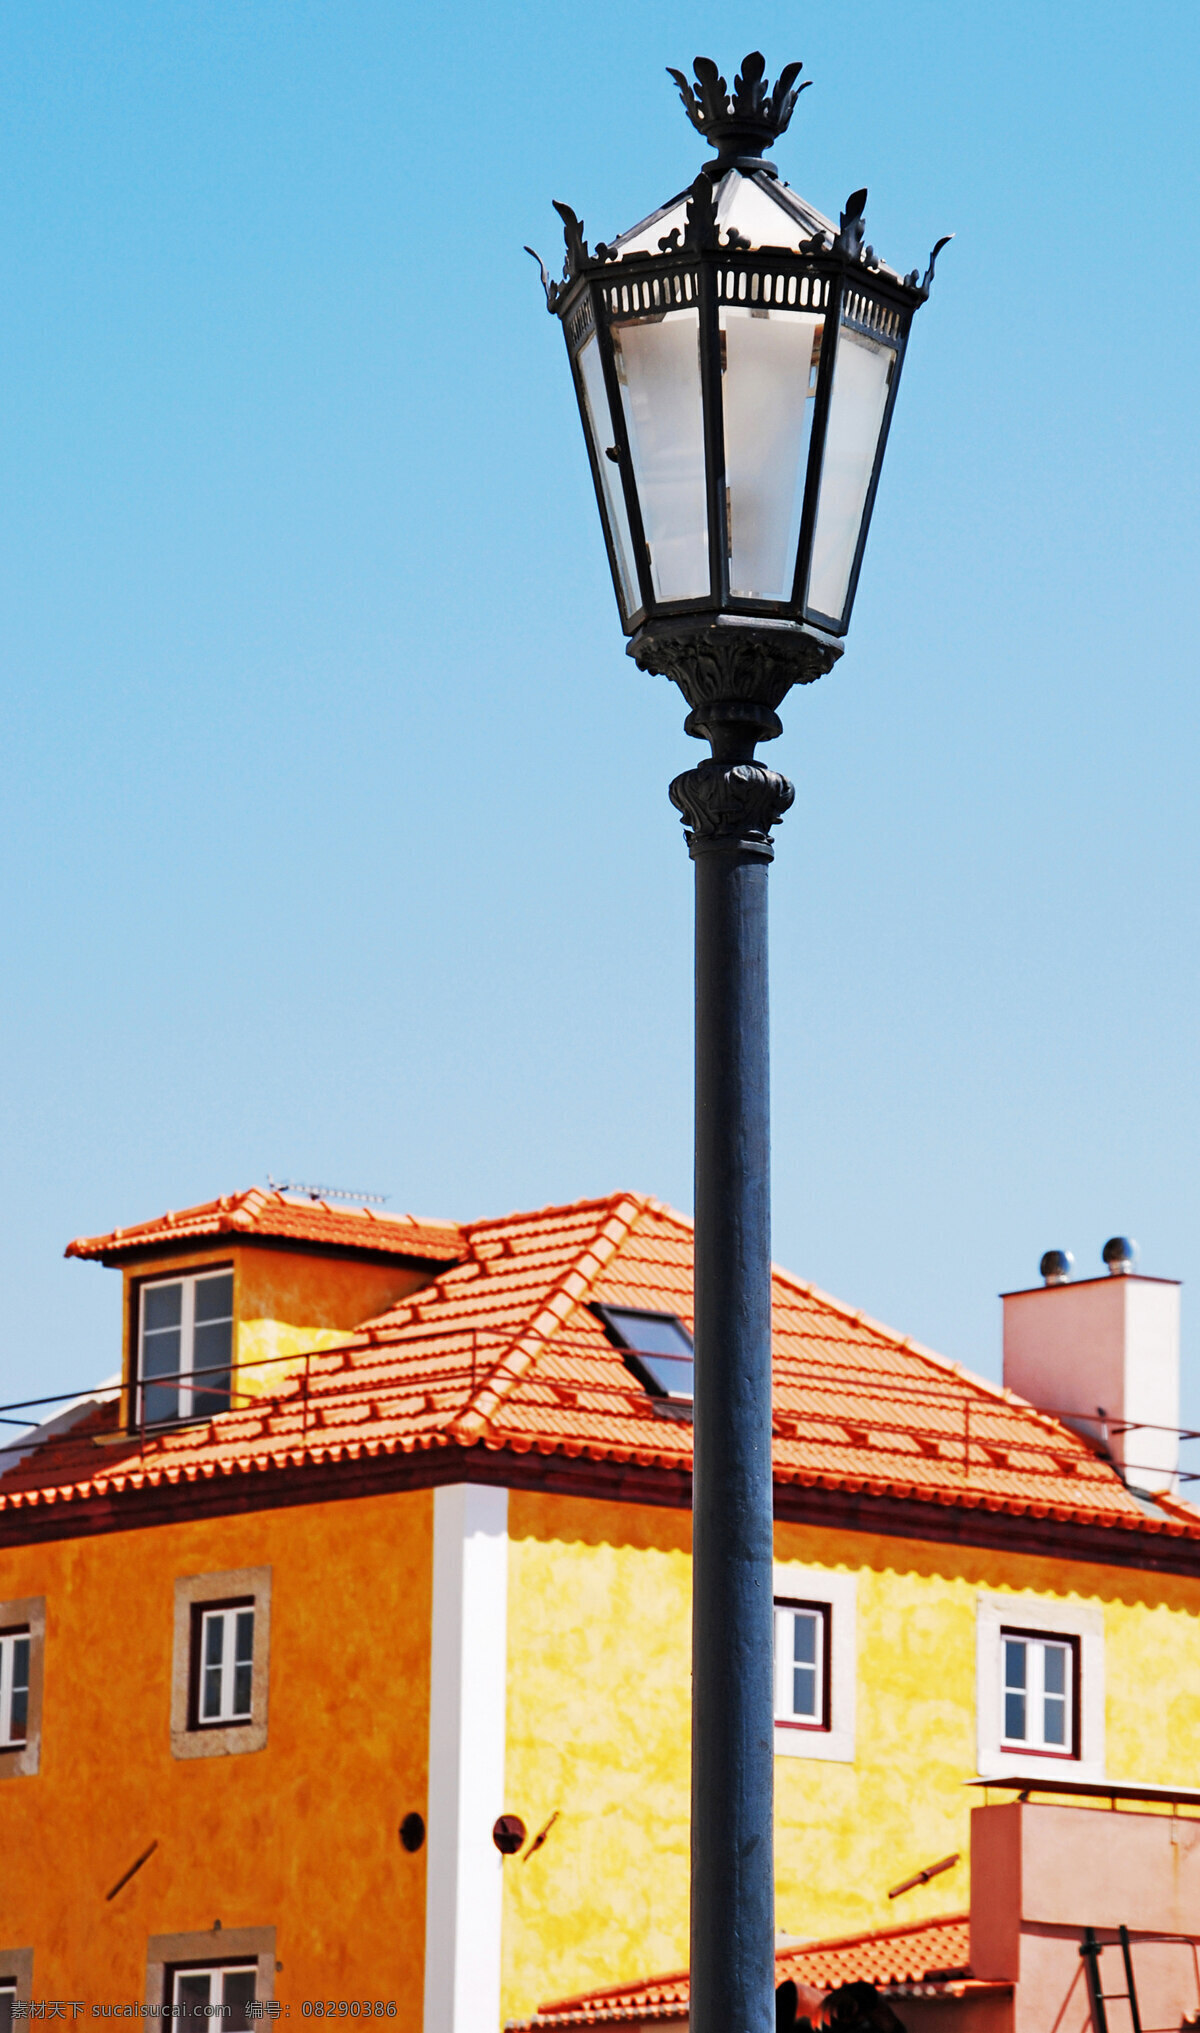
[{"xmin": 594, "ymin": 1305, "xmax": 695, "ymax": 1403}]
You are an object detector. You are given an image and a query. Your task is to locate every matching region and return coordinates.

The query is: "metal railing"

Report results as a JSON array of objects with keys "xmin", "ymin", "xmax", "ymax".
[{"xmin": 3, "ymin": 1328, "xmax": 1200, "ymax": 1497}]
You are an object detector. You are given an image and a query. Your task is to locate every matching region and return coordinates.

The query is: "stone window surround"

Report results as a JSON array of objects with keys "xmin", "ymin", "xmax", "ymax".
[
  {"xmin": 145, "ymin": 1928, "xmax": 276, "ymax": 2008},
  {"xmin": 772, "ymin": 1563, "xmax": 857, "ymax": 1764},
  {"xmin": 0, "ymin": 1948, "xmax": 34, "ymax": 2002},
  {"xmin": 0, "ymin": 1597, "xmax": 45, "ymax": 1781},
  {"xmin": 171, "ymin": 1568, "xmax": 271, "ymax": 1760},
  {"xmin": 976, "ymin": 1591, "xmax": 1105, "ymax": 1782}
]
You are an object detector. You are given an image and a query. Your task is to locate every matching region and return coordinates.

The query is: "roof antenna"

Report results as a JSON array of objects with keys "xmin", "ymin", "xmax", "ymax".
[{"xmin": 267, "ymin": 1176, "xmax": 390, "ymax": 1206}]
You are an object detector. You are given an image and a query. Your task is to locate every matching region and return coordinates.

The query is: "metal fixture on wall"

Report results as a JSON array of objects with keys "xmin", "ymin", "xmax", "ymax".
[{"xmin": 532, "ymin": 51, "xmax": 945, "ymax": 2033}]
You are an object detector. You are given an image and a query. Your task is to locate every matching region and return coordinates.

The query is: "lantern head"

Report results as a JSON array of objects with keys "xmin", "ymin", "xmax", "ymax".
[{"xmin": 532, "ymin": 53, "xmax": 949, "ymax": 725}]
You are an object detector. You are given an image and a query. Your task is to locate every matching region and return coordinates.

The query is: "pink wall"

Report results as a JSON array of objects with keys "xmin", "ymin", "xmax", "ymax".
[{"xmin": 969, "ymin": 1801, "xmax": 1200, "ymax": 2033}]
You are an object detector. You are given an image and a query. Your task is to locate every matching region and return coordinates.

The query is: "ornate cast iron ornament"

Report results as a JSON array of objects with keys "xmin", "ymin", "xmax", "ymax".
[{"xmin": 532, "ymin": 52, "xmax": 949, "ymax": 853}]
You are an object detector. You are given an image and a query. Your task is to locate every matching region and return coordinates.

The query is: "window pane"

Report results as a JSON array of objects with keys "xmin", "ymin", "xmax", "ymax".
[
  {"xmin": 722, "ymin": 307, "xmax": 822, "ymax": 599},
  {"xmin": 141, "ymin": 1379, "xmax": 180, "ymax": 1425},
  {"xmin": 1004, "ymin": 1639, "xmax": 1027, "ymax": 1689},
  {"xmin": 8, "ymin": 1636, "xmax": 29, "ymax": 1741},
  {"xmin": 637, "ymin": 1353, "xmax": 695, "ymax": 1399},
  {"xmin": 1044, "ymin": 1695, "xmax": 1067, "ymax": 1746},
  {"xmin": 221, "ymin": 1972, "xmax": 257, "ymax": 2029},
  {"xmin": 577, "ymin": 331, "xmax": 640, "ymax": 621},
  {"xmin": 142, "ymin": 1329, "xmax": 182, "ymax": 1380},
  {"xmin": 1044, "ymin": 1645, "xmax": 1067, "ymax": 1696},
  {"xmin": 192, "ymin": 1318, "xmax": 233, "ymax": 1416},
  {"xmin": 194, "ymin": 1274, "xmax": 233, "ymax": 1325},
  {"xmin": 0, "ymin": 1986, "xmax": 14, "ymax": 2033},
  {"xmin": 792, "ymin": 1663, "xmax": 817, "ymax": 1717},
  {"xmin": 233, "ymin": 1610, "xmax": 254, "ymax": 1716},
  {"xmin": 174, "ymin": 1973, "xmax": 213, "ymax": 2010},
  {"xmin": 606, "ymin": 1311, "xmax": 694, "ymax": 1360},
  {"xmin": 204, "ymin": 1616, "xmax": 225, "ymax": 1667},
  {"xmin": 143, "ymin": 1283, "xmax": 182, "ymax": 1332},
  {"xmin": 793, "ymin": 1613, "xmax": 818, "ymax": 1668},
  {"xmin": 806, "ymin": 321, "xmax": 896, "ymax": 625},
  {"xmin": 613, "ymin": 311, "xmax": 709, "ymax": 603},
  {"xmin": 1004, "ymin": 1690, "xmax": 1027, "ymax": 1740}
]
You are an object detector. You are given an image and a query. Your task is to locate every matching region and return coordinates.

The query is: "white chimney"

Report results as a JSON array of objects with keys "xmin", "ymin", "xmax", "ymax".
[{"xmin": 1002, "ymin": 1241, "xmax": 1180, "ymax": 1495}]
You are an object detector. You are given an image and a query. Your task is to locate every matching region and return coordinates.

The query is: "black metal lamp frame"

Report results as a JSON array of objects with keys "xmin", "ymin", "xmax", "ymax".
[{"xmin": 561, "ymin": 201, "xmax": 920, "ymax": 642}]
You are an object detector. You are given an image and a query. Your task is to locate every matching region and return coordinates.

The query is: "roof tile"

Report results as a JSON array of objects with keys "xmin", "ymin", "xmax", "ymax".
[
  {"xmin": 65, "ymin": 1188, "xmax": 464, "ymax": 1265},
  {"xmin": 519, "ymin": 1916, "xmax": 976, "ymax": 2025}
]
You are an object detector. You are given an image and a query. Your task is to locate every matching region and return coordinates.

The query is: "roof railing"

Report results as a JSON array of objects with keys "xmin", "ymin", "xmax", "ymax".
[{"xmin": 2, "ymin": 1333, "xmax": 1199, "ymax": 1494}]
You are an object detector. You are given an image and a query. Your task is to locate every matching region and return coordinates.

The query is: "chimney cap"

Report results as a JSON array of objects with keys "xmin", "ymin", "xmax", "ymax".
[
  {"xmin": 1040, "ymin": 1249, "xmax": 1073, "ymax": 1286},
  {"xmin": 1103, "ymin": 1236, "xmax": 1138, "ymax": 1276}
]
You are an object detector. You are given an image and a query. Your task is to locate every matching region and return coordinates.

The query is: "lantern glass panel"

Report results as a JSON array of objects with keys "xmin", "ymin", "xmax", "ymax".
[
  {"xmin": 721, "ymin": 306, "xmax": 823, "ymax": 601},
  {"xmin": 612, "ymin": 310, "xmax": 708, "ymax": 603},
  {"xmin": 806, "ymin": 316, "xmax": 897, "ymax": 625},
  {"xmin": 576, "ymin": 329, "xmax": 640, "ymax": 621}
]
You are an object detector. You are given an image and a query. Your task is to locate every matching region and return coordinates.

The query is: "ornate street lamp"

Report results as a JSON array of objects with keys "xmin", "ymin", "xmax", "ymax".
[{"xmin": 531, "ymin": 52, "xmax": 946, "ymax": 2033}]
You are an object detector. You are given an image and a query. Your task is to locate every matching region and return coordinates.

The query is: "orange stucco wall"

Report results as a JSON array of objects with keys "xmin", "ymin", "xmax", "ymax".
[
  {"xmin": 0, "ymin": 1489, "xmax": 433, "ymax": 2006},
  {"xmin": 117, "ymin": 1242, "xmax": 436, "ymax": 1419}
]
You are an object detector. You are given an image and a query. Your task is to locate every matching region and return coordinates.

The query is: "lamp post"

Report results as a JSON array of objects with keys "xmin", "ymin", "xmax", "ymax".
[{"xmin": 532, "ymin": 53, "xmax": 946, "ymax": 2033}]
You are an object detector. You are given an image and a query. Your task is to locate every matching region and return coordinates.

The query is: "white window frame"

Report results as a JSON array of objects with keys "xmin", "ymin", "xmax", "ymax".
[
  {"xmin": 197, "ymin": 1605, "xmax": 255, "ymax": 1727},
  {"xmin": 772, "ymin": 1564, "xmax": 856, "ymax": 1763},
  {"xmin": 1001, "ymin": 1629, "xmax": 1076, "ymax": 1755},
  {"xmin": 976, "ymin": 1594, "xmax": 1104, "ymax": 1782},
  {"xmin": 773, "ymin": 1602, "xmax": 828, "ymax": 1729},
  {"xmin": 170, "ymin": 1964, "xmax": 257, "ymax": 2014},
  {"xmin": 0, "ymin": 1632, "xmax": 30, "ymax": 1749},
  {"xmin": 0, "ymin": 1600, "xmax": 44, "ymax": 1781},
  {"xmin": 138, "ymin": 1266, "xmax": 234, "ymax": 1424}
]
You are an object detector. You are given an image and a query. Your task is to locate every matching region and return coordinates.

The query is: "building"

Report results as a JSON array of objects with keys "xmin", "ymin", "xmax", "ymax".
[{"xmin": 1, "ymin": 1187, "xmax": 1198, "ymax": 2022}]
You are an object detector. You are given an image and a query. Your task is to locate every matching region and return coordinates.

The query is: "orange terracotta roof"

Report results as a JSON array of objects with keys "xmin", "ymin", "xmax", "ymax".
[
  {"xmin": 517, "ymin": 1916, "xmax": 976, "ymax": 2026},
  {"xmin": 7, "ymin": 1192, "xmax": 1199, "ymax": 1547},
  {"xmin": 65, "ymin": 1188, "xmax": 464, "ymax": 1265}
]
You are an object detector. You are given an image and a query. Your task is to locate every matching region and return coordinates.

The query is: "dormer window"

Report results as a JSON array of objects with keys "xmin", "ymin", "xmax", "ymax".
[
  {"xmin": 594, "ymin": 1305, "xmax": 694, "ymax": 1404},
  {"xmin": 138, "ymin": 1268, "xmax": 234, "ymax": 1425}
]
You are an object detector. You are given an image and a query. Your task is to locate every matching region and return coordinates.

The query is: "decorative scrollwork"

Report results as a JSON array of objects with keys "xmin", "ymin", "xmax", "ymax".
[
  {"xmin": 667, "ymin": 52, "xmax": 809, "ymax": 161},
  {"xmin": 524, "ymin": 245, "xmax": 562, "ymax": 312},
  {"xmin": 631, "ymin": 619, "xmax": 841, "ymax": 719},
  {"xmin": 527, "ymin": 204, "xmax": 619, "ymax": 312},
  {"xmin": 669, "ymin": 759, "xmax": 795, "ymax": 851},
  {"xmin": 553, "ymin": 201, "xmax": 590, "ymax": 278},
  {"xmin": 679, "ymin": 176, "xmax": 759, "ymax": 253},
  {"xmin": 832, "ymin": 189, "xmax": 879, "ymax": 269},
  {"xmin": 904, "ymin": 234, "xmax": 954, "ymax": 297},
  {"xmin": 920, "ymin": 234, "xmax": 954, "ymax": 295}
]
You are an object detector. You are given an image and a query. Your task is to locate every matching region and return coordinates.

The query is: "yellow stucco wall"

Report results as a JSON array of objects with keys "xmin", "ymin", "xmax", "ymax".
[
  {"xmin": 117, "ymin": 1243, "xmax": 435, "ymax": 1415},
  {"xmin": 0, "ymin": 1490, "xmax": 433, "ymax": 2009},
  {"xmin": 499, "ymin": 1496, "xmax": 1200, "ymax": 2026},
  {"xmin": 502, "ymin": 1494, "xmax": 694, "ymax": 2019}
]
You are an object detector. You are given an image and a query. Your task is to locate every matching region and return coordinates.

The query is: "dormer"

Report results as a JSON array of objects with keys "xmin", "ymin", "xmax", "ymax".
[{"xmin": 66, "ymin": 1188, "xmax": 464, "ymax": 1432}]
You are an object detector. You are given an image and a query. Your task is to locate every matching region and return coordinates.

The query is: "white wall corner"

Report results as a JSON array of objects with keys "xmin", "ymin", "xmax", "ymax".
[
  {"xmin": 424, "ymin": 1484, "xmax": 510, "ymax": 2033},
  {"xmin": 771, "ymin": 1562, "xmax": 857, "ymax": 1764},
  {"xmin": 974, "ymin": 1593, "xmax": 1105, "ymax": 1784}
]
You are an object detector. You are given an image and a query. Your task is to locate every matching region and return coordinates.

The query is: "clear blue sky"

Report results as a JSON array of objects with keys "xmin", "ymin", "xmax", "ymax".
[{"xmin": 2, "ymin": 1, "xmax": 1199, "ymax": 1431}]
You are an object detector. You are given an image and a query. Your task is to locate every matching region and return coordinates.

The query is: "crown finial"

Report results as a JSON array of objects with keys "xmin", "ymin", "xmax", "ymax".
[{"xmin": 666, "ymin": 53, "xmax": 810, "ymax": 174}]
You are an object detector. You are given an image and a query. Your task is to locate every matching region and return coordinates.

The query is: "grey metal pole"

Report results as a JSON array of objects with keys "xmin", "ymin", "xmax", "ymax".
[
  {"xmin": 669, "ymin": 725, "xmax": 797, "ymax": 2033},
  {"xmin": 635, "ymin": 614, "xmax": 838, "ymax": 2033}
]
